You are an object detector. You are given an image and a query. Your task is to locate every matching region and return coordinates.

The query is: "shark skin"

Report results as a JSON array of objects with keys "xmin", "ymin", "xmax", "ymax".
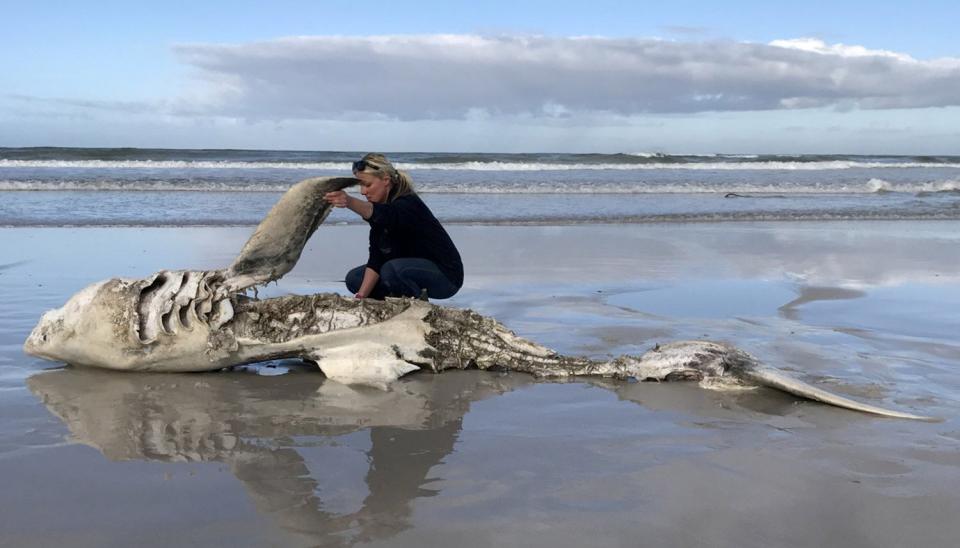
[{"xmin": 22, "ymin": 177, "xmax": 937, "ymax": 421}]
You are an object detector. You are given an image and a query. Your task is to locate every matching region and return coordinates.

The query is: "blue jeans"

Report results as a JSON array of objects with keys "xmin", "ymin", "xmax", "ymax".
[{"xmin": 346, "ymin": 258, "xmax": 460, "ymax": 300}]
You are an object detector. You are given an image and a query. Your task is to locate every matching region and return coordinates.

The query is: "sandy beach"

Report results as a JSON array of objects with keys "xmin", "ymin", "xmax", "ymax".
[{"xmin": 2, "ymin": 221, "xmax": 960, "ymax": 547}]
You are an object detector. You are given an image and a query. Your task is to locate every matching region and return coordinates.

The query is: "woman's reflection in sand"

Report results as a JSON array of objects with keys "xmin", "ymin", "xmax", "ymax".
[{"xmin": 28, "ymin": 366, "xmax": 529, "ymax": 547}]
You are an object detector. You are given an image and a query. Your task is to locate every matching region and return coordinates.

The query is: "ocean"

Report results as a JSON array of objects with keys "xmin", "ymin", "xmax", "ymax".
[{"xmin": 2, "ymin": 147, "xmax": 960, "ymax": 227}]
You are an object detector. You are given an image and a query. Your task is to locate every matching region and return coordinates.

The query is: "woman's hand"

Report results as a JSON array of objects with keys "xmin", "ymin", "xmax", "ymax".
[
  {"xmin": 324, "ymin": 191, "xmax": 351, "ymax": 208},
  {"xmin": 354, "ymin": 292, "xmax": 366, "ymax": 299},
  {"xmin": 324, "ymin": 190, "xmax": 374, "ymax": 219}
]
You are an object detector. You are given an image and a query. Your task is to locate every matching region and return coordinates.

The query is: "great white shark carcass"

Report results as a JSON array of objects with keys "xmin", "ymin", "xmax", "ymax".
[{"xmin": 23, "ymin": 176, "xmax": 935, "ymax": 421}]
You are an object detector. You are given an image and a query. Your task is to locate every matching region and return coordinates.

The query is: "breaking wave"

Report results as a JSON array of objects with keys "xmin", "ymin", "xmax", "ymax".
[
  {"xmin": 0, "ymin": 179, "xmax": 286, "ymax": 192},
  {"xmin": 3, "ymin": 178, "xmax": 959, "ymax": 194},
  {"xmin": 3, "ymin": 159, "xmax": 960, "ymax": 171}
]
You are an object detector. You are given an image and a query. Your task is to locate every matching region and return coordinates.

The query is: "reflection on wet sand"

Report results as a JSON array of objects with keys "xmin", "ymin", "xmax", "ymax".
[
  {"xmin": 27, "ymin": 367, "xmax": 532, "ymax": 547},
  {"xmin": 778, "ymin": 286, "xmax": 866, "ymax": 321},
  {"xmin": 26, "ymin": 361, "xmax": 927, "ymax": 546},
  {"xmin": 588, "ymin": 377, "xmax": 814, "ymax": 424}
]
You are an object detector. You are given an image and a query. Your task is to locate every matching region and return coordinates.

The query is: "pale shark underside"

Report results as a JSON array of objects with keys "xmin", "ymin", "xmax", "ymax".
[{"xmin": 23, "ymin": 177, "xmax": 936, "ymax": 421}]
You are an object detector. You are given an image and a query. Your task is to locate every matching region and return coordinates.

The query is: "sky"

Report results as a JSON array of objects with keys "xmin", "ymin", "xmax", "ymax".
[{"xmin": 1, "ymin": 0, "xmax": 959, "ymax": 153}]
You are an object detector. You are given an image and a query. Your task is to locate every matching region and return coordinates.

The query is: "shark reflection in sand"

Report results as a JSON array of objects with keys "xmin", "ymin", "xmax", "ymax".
[
  {"xmin": 22, "ymin": 176, "xmax": 935, "ymax": 420},
  {"xmin": 28, "ymin": 367, "xmax": 530, "ymax": 547}
]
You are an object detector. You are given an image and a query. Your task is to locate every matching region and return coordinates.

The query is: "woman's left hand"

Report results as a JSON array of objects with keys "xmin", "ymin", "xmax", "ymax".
[{"xmin": 324, "ymin": 191, "xmax": 350, "ymax": 208}]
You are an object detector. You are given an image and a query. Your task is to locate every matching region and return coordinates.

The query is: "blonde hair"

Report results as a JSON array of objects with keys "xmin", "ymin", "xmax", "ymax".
[{"xmin": 357, "ymin": 153, "xmax": 415, "ymax": 202}]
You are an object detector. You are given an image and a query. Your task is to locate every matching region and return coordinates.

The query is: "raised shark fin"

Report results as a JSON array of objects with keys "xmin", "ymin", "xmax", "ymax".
[
  {"xmin": 741, "ymin": 367, "xmax": 939, "ymax": 421},
  {"xmin": 222, "ymin": 176, "xmax": 359, "ymax": 294}
]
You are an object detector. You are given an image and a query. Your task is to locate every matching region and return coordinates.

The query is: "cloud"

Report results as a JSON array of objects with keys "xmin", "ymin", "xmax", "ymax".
[
  {"xmin": 4, "ymin": 93, "xmax": 156, "ymax": 114},
  {"xmin": 170, "ymin": 35, "xmax": 960, "ymax": 121}
]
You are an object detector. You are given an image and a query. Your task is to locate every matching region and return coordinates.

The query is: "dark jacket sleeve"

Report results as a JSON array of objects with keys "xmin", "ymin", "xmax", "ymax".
[
  {"xmin": 366, "ymin": 199, "xmax": 414, "ymax": 273},
  {"xmin": 366, "ymin": 229, "xmax": 386, "ymax": 273}
]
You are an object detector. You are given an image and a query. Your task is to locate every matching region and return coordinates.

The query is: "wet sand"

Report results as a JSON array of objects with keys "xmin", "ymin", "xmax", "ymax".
[{"xmin": 2, "ymin": 222, "xmax": 960, "ymax": 547}]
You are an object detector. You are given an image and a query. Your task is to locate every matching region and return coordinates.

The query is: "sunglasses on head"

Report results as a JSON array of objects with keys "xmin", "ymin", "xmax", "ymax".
[{"xmin": 352, "ymin": 160, "xmax": 381, "ymax": 172}]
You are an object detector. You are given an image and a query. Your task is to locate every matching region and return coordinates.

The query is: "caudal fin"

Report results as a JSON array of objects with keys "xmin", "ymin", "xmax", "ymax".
[{"xmin": 741, "ymin": 367, "xmax": 939, "ymax": 421}]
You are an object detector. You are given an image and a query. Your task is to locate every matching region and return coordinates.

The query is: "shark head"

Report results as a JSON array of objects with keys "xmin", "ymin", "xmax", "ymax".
[
  {"xmin": 24, "ymin": 272, "xmax": 228, "ymax": 371},
  {"xmin": 25, "ymin": 280, "xmax": 119, "ymax": 365}
]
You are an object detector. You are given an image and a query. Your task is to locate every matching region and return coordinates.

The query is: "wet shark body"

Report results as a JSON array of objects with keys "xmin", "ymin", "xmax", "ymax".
[{"xmin": 23, "ymin": 177, "xmax": 936, "ymax": 421}]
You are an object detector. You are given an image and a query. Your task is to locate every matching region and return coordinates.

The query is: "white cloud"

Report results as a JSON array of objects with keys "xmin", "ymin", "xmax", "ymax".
[
  {"xmin": 170, "ymin": 34, "xmax": 960, "ymax": 120},
  {"xmin": 768, "ymin": 38, "xmax": 916, "ymax": 61}
]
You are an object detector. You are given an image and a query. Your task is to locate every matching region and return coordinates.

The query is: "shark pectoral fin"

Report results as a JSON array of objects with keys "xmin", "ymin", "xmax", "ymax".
[
  {"xmin": 743, "ymin": 367, "xmax": 939, "ymax": 422},
  {"xmin": 290, "ymin": 301, "xmax": 438, "ymax": 388},
  {"xmin": 307, "ymin": 343, "xmax": 421, "ymax": 388},
  {"xmin": 224, "ymin": 177, "xmax": 360, "ymax": 291}
]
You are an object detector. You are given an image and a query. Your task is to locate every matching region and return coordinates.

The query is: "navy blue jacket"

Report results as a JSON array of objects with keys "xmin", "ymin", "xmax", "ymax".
[{"xmin": 366, "ymin": 194, "xmax": 464, "ymax": 287}]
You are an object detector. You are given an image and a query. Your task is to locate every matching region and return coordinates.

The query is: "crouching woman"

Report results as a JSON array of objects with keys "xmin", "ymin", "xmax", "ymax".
[{"xmin": 323, "ymin": 153, "xmax": 463, "ymax": 300}]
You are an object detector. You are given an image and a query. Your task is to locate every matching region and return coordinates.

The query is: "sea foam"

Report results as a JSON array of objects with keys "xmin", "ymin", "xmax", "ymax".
[
  {"xmin": 4, "ymin": 178, "xmax": 960, "ymax": 194},
  {"xmin": 3, "ymin": 159, "xmax": 960, "ymax": 171}
]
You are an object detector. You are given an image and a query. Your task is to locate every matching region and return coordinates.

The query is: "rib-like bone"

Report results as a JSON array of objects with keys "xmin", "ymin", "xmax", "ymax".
[
  {"xmin": 137, "ymin": 271, "xmax": 185, "ymax": 344},
  {"xmin": 209, "ymin": 299, "xmax": 234, "ymax": 331},
  {"xmin": 170, "ymin": 271, "xmax": 202, "ymax": 332}
]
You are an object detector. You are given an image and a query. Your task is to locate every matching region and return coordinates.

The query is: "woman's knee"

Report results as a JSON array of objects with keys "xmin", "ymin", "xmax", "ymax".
[
  {"xmin": 344, "ymin": 265, "xmax": 366, "ymax": 293},
  {"xmin": 377, "ymin": 261, "xmax": 405, "ymax": 294}
]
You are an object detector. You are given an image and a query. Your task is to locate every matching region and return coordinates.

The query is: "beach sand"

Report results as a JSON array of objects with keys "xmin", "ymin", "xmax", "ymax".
[{"xmin": 2, "ymin": 222, "xmax": 960, "ymax": 547}]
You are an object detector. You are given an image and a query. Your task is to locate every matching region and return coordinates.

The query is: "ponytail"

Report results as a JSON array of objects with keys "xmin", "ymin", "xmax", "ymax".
[{"xmin": 388, "ymin": 169, "xmax": 415, "ymax": 202}]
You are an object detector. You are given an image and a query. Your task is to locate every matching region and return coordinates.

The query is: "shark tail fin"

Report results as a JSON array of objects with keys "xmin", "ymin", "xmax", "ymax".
[{"xmin": 741, "ymin": 367, "xmax": 939, "ymax": 422}]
